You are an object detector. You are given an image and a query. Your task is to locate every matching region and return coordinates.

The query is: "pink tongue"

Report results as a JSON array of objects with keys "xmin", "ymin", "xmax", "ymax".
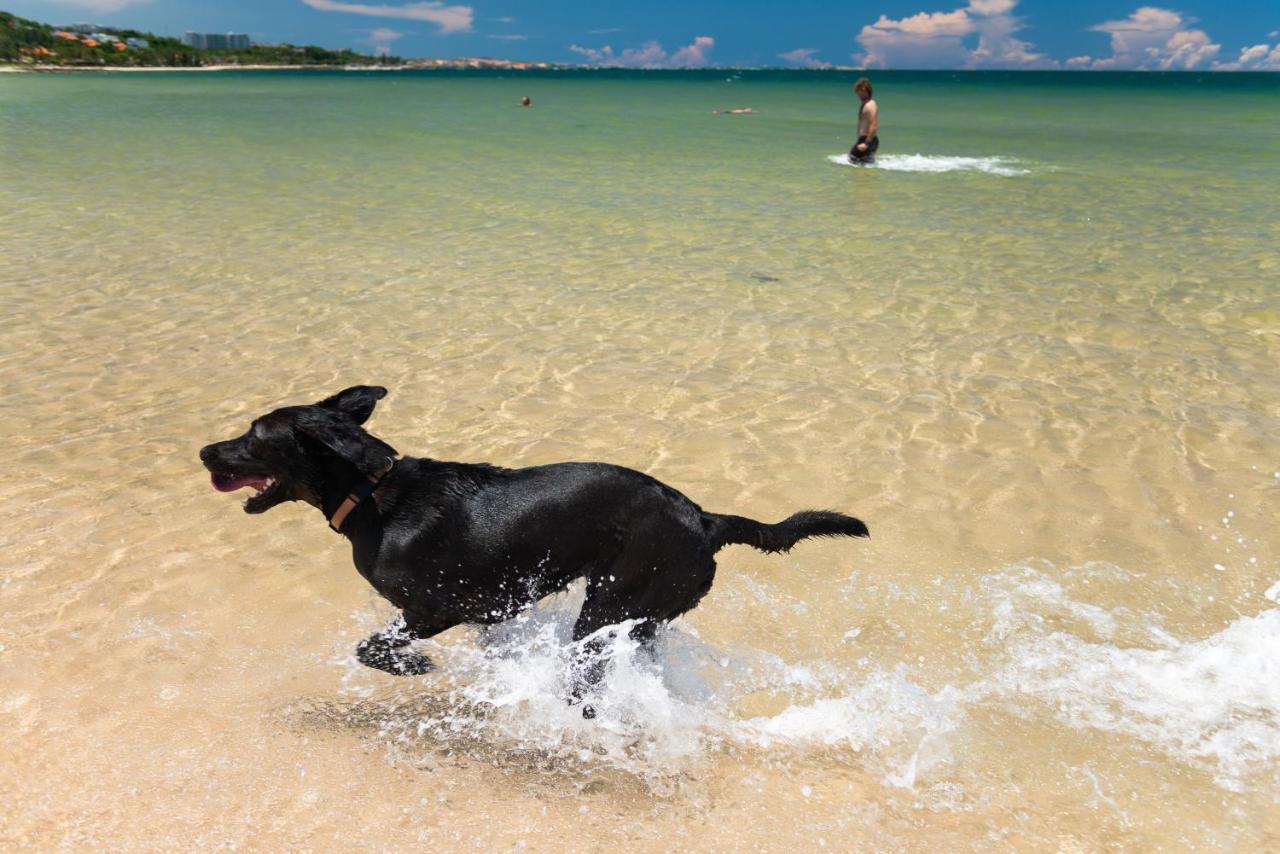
[{"xmin": 211, "ymin": 473, "xmax": 268, "ymax": 493}]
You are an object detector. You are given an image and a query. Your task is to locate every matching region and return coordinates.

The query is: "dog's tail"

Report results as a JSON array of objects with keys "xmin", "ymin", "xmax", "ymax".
[{"xmin": 705, "ymin": 509, "xmax": 869, "ymax": 554}]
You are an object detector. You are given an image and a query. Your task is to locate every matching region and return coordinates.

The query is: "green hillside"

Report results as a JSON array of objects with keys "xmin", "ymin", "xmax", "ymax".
[{"xmin": 0, "ymin": 10, "xmax": 399, "ymax": 67}]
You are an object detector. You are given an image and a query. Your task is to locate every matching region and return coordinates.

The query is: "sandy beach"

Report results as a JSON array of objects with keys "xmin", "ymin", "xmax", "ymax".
[{"xmin": 2, "ymin": 67, "xmax": 1278, "ymax": 850}]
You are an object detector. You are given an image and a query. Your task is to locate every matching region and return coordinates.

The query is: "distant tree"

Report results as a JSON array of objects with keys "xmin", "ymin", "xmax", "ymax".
[{"xmin": 0, "ymin": 9, "xmax": 397, "ymax": 67}]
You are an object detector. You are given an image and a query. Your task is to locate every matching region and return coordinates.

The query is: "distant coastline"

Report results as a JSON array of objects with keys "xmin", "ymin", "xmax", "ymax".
[
  {"xmin": 7, "ymin": 64, "xmax": 1278, "ymax": 76},
  {"xmin": 0, "ymin": 7, "xmax": 571, "ymax": 73},
  {"xmin": 1, "ymin": 64, "xmax": 349, "ymax": 73},
  {"xmin": 0, "ymin": 9, "xmax": 410, "ymax": 71},
  {"xmin": 0, "ymin": 60, "xmax": 560, "ymax": 73}
]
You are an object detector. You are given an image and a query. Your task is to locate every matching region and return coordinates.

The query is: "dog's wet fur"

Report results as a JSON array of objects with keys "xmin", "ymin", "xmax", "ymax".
[{"xmin": 200, "ymin": 386, "xmax": 868, "ymax": 714}]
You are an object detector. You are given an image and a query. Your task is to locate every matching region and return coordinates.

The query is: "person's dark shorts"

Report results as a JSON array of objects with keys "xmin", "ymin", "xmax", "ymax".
[{"xmin": 850, "ymin": 135, "xmax": 879, "ymax": 163}]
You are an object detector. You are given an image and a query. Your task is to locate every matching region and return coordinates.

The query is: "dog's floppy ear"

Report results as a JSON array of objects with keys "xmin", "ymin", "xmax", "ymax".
[
  {"xmin": 316, "ymin": 385, "xmax": 387, "ymax": 425},
  {"xmin": 294, "ymin": 408, "xmax": 397, "ymax": 477}
]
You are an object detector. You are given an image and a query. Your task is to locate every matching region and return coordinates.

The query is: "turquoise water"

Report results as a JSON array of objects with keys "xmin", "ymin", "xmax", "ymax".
[
  {"xmin": 5, "ymin": 70, "xmax": 1278, "ymax": 311},
  {"xmin": 5, "ymin": 70, "xmax": 1277, "ymax": 371},
  {"xmin": 2, "ymin": 69, "xmax": 1279, "ymax": 849}
]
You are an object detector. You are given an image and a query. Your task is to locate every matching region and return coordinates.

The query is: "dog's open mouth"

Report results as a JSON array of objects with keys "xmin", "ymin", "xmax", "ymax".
[{"xmin": 210, "ymin": 472, "xmax": 283, "ymax": 513}]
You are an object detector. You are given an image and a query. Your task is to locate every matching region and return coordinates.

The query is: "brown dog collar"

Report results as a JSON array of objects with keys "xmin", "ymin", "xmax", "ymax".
[{"xmin": 328, "ymin": 458, "xmax": 396, "ymax": 533}]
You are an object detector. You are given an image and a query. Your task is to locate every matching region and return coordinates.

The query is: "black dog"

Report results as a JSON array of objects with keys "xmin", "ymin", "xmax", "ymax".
[{"xmin": 200, "ymin": 386, "xmax": 868, "ymax": 709}]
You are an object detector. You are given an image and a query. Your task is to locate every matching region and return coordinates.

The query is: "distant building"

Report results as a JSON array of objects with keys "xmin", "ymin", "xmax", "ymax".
[
  {"xmin": 182, "ymin": 32, "xmax": 251, "ymax": 50},
  {"xmin": 126, "ymin": 37, "xmax": 149, "ymax": 49}
]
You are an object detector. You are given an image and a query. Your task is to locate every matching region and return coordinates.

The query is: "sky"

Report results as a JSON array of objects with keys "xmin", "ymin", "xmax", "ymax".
[{"xmin": 8, "ymin": 1, "xmax": 1280, "ymax": 70}]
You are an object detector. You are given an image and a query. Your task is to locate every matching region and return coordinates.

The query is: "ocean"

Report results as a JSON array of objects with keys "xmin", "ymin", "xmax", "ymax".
[{"xmin": 2, "ymin": 68, "xmax": 1278, "ymax": 849}]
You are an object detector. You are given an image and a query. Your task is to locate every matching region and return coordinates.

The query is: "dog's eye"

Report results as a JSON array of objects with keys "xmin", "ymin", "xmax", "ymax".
[{"xmin": 248, "ymin": 437, "xmax": 266, "ymax": 456}]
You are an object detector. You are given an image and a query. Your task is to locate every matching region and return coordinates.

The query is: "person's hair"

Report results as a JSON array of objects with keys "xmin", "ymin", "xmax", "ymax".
[{"xmin": 854, "ymin": 78, "xmax": 872, "ymax": 96}]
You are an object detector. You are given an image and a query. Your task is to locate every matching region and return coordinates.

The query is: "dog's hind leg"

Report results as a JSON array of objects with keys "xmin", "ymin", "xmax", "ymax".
[
  {"xmin": 568, "ymin": 604, "xmax": 644, "ymax": 719},
  {"xmin": 569, "ymin": 532, "xmax": 716, "ymax": 718},
  {"xmin": 355, "ymin": 612, "xmax": 447, "ymax": 676},
  {"xmin": 570, "ymin": 613, "xmax": 658, "ymax": 689}
]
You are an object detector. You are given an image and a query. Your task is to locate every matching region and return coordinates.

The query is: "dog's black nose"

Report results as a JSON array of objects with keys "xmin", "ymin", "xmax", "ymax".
[{"xmin": 199, "ymin": 444, "xmax": 215, "ymax": 464}]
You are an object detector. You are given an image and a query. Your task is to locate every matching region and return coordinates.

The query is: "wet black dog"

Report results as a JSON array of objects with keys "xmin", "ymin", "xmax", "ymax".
[{"xmin": 200, "ymin": 386, "xmax": 868, "ymax": 710}]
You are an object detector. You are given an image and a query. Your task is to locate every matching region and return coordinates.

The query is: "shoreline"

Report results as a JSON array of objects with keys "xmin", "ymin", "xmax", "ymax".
[
  {"xmin": 3, "ymin": 63, "xmax": 1272, "ymax": 75},
  {"xmin": 0, "ymin": 63, "xmax": 372, "ymax": 73},
  {"xmin": 0, "ymin": 61, "xmax": 559, "ymax": 73}
]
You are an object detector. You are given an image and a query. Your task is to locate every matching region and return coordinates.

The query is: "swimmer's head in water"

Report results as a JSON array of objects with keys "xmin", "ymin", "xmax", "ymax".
[{"xmin": 521, "ymin": 96, "xmax": 531, "ymax": 106}]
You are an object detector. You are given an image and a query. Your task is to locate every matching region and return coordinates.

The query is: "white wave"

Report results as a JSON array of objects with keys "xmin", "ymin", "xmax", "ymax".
[
  {"xmin": 736, "ymin": 664, "xmax": 964, "ymax": 789},
  {"xmin": 338, "ymin": 581, "xmax": 959, "ymax": 789},
  {"xmin": 336, "ymin": 565, "xmax": 1280, "ymax": 793},
  {"xmin": 827, "ymin": 152, "xmax": 1030, "ymax": 175},
  {"xmin": 976, "ymin": 563, "xmax": 1280, "ymax": 791}
]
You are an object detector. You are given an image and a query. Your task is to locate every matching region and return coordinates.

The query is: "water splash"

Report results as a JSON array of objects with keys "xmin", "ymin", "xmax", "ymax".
[
  {"xmin": 331, "ymin": 565, "xmax": 1280, "ymax": 794},
  {"xmin": 975, "ymin": 563, "xmax": 1280, "ymax": 791},
  {"xmin": 828, "ymin": 153, "xmax": 1031, "ymax": 175},
  {"xmin": 334, "ymin": 581, "xmax": 959, "ymax": 790}
]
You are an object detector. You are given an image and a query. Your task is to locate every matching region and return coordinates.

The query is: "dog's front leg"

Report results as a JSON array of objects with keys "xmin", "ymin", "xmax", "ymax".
[{"xmin": 355, "ymin": 614, "xmax": 435, "ymax": 676}]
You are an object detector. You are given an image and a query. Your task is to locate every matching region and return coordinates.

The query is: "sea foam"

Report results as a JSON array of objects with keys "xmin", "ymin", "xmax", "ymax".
[
  {"xmin": 338, "ymin": 581, "xmax": 959, "ymax": 788},
  {"xmin": 338, "ymin": 566, "xmax": 1279, "ymax": 793},
  {"xmin": 976, "ymin": 564, "xmax": 1280, "ymax": 791},
  {"xmin": 828, "ymin": 153, "xmax": 1031, "ymax": 175}
]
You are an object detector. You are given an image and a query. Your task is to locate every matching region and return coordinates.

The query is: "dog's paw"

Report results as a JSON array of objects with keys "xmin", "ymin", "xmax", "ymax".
[
  {"xmin": 356, "ymin": 639, "xmax": 435, "ymax": 676},
  {"xmin": 389, "ymin": 651, "xmax": 435, "ymax": 676}
]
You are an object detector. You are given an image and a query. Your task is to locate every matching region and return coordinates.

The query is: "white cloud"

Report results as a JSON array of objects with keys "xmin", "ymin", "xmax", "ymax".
[
  {"xmin": 854, "ymin": 1, "xmax": 1054, "ymax": 69},
  {"xmin": 1212, "ymin": 42, "xmax": 1280, "ymax": 71},
  {"xmin": 1071, "ymin": 6, "xmax": 1220, "ymax": 70},
  {"xmin": 49, "ymin": 0, "xmax": 152, "ymax": 12},
  {"xmin": 618, "ymin": 43, "xmax": 668, "ymax": 65},
  {"xmin": 300, "ymin": 0, "xmax": 473, "ymax": 35},
  {"xmin": 486, "ymin": 34, "xmax": 528, "ymax": 41},
  {"xmin": 569, "ymin": 35, "xmax": 715, "ymax": 68},
  {"xmin": 1237, "ymin": 44, "xmax": 1272, "ymax": 64},
  {"xmin": 967, "ymin": 6, "xmax": 1050, "ymax": 67},
  {"xmin": 668, "ymin": 35, "xmax": 714, "ymax": 68},
  {"xmin": 568, "ymin": 44, "xmax": 612, "ymax": 63},
  {"xmin": 856, "ymin": 10, "xmax": 974, "ymax": 68},
  {"xmin": 360, "ymin": 27, "xmax": 404, "ymax": 56},
  {"xmin": 967, "ymin": 0, "xmax": 1016, "ymax": 13},
  {"xmin": 778, "ymin": 48, "xmax": 833, "ymax": 68}
]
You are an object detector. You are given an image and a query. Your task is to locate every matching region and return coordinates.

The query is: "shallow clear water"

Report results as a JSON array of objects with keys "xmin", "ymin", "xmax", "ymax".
[{"xmin": 2, "ymin": 69, "xmax": 1279, "ymax": 849}]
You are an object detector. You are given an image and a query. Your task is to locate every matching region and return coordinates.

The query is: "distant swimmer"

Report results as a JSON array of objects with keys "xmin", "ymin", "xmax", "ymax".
[
  {"xmin": 521, "ymin": 96, "xmax": 532, "ymax": 107},
  {"xmin": 850, "ymin": 78, "xmax": 878, "ymax": 164}
]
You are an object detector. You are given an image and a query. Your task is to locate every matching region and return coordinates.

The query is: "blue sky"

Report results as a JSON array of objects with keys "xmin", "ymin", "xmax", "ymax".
[{"xmin": 8, "ymin": 1, "xmax": 1280, "ymax": 69}]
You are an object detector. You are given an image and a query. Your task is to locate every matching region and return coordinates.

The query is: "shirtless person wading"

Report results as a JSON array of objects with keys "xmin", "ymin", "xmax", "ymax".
[{"xmin": 850, "ymin": 78, "xmax": 879, "ymax": 164}]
